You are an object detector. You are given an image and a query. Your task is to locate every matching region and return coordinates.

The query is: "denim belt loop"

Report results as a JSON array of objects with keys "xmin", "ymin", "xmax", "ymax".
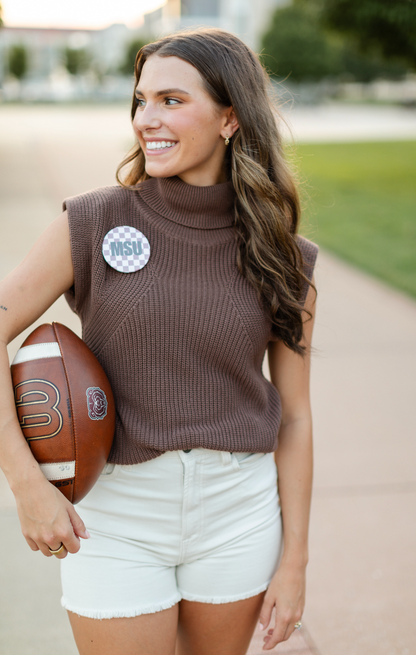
[{"xmin": 221, "ymin": 451, "xmax": 232, "ymax": 466}]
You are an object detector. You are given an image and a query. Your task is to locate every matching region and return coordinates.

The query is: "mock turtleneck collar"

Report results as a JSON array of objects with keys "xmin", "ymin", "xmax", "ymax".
[{"xmin": 138, "ymin": 176, "xmax": 236, "ymax": 230}]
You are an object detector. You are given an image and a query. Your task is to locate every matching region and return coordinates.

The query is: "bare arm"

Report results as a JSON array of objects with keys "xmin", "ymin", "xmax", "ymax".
[
  {"xmin": 0, "ymin": 212, "xmax": 89, "ymax": 557},
  {"xmin": 259, "ymin": 277, "xmax": 317, "ymax": 650}
]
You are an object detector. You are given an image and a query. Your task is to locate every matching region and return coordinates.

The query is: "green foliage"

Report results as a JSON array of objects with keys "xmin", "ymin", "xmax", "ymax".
[
  {"xmin": 9, "ymin": 45, "xmax": 28, "ymax": 80},
  {"xmin": 63, "ymin": 47, "xmax": 91, "ymax": 76},
  {"xmin": 0, "ymin": 2, "xmax": 3, "ymax": 28},
  {"xmin": 295, "ymin": 141, "xmax": 416, "ymax": 298},
  {"xmin": 119, "ymin": 37, "xmax": 149, "ymax": 77},
  {"xmin": 261, "ymin": 5, "xmax": 341, "ymax": 81},
  {"xmin": 339, "ymin": 42, "xmax": 409, "ymax": 82},
  {"xmin": 321, "ymin": 0, "xmax": 416, "ymax": 70},
  {"xmin": 261, "ymin": 0, "xmax": 412, "ymax": 82}
]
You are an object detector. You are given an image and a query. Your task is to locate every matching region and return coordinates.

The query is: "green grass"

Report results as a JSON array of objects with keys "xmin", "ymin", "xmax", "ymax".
[{"xmin": 292, "ymin": 141, "xmax": 416, "ymax": 298}]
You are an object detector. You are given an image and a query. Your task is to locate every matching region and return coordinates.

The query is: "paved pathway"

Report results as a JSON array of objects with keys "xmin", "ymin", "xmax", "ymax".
[
  {"xmin": 279, "ymin": 100, "xmax": 416, "ymax": 142},
  {"xmin": 0, "ymin": 104, "xmax": 415, "ymax": 655}
]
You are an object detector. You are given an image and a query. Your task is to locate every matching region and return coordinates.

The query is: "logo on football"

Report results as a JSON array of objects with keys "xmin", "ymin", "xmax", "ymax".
[{"xmin": 86, "ymin": 387, "xmax": 108, "ymax": 420}]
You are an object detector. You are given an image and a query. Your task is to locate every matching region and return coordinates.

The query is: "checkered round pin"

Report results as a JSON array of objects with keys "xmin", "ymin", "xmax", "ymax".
[{"xmin": 102, "ymin": 226, "xmax": 150, "ymax": 273}]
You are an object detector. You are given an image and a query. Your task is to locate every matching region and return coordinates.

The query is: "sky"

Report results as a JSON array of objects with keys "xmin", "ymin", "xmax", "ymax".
[{"xmin": 1, "ymin": 0, "xmax": 165, "ymax": 30}]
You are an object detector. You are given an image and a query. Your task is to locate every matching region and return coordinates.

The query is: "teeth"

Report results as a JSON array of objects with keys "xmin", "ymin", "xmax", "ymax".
[{"xmin": 146, "ymin": 141, "xmax": 176, "ymax": 150}]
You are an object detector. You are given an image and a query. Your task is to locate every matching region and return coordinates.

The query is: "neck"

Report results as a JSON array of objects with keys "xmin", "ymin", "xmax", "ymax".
[
  {"xmin": 177, "ymin": 164, "xmax": 228, "ymax": 187},
  {"xmin": 138, "ymin": 175, "xmax": 236, "ymax": 230}
]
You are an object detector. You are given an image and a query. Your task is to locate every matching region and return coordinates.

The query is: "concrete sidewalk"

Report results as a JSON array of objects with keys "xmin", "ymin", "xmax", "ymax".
[{"xmin": 1, "ymin": 104, "xmax": 415, "ymax": 654}]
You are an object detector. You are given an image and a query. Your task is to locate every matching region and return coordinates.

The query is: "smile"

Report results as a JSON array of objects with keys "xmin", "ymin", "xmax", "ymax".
[{"xmin": 146, "ymin": 141, "xmax": 177, "ymax": 151}]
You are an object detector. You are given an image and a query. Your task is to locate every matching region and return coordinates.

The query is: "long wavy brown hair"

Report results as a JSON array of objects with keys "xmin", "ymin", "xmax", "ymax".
[{"xmin": 117, "ymin": 28, "xmax": 314, "ymax": 355}]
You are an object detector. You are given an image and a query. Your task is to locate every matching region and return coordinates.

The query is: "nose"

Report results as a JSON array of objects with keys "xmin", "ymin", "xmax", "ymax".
[{"xmin": 133, "ymin": 101, "xmax": 162, "ymax": 133}]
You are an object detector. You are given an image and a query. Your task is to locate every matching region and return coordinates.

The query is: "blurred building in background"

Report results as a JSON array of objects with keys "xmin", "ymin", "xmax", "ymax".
[
  {"xmin": 142, "ymin": 0, "xmax": 288, "ymax": 51},
  {"xmin": 0, "ymin": 0, "xmax": 415, "ymax": 104},
  {"xmin": 0, "ymin": 23, "xmax": 133, "ymax": 101},
  {"xmin": 0, "ymin": 0, "xmax": 287, "ymax": 101}
]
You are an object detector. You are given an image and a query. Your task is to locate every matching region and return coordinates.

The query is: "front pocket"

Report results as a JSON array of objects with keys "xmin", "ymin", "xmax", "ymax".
[
  {"xmin": 232, "ymin": 452, "xmax": 267, "ymax": 469},
  {"xmin": 99, "ymin": 462, "xmax": 117, "ymax": 477}
]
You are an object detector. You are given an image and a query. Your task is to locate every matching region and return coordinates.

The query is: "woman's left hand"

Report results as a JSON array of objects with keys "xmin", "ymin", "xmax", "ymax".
[{"xmin": 257, "ymin": 563, "xmax": 306, "ymax": 650}]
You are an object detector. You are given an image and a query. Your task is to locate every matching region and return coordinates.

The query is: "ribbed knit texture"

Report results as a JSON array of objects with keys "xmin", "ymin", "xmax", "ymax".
[{"xmin": 63, "ymin": 176, "xmax": 318, "ymax": 465}]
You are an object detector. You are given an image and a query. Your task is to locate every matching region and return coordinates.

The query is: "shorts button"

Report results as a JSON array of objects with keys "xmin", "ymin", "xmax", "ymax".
[{"xmin": 183, "ymin": 449, "xmax": 192, "ymax": 453}]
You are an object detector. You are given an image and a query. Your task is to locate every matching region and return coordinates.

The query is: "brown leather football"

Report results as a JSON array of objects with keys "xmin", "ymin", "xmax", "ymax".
[{"xmin": 10, "ymin": 322, "xmax": 115, "ymax": 504}]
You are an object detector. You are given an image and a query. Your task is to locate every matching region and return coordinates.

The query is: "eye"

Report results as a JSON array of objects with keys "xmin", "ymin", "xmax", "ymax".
[
  {"xmin": 165, "ymin": 97, "xmax": 180, "ymax": 106},
  {"xmin": 135, "ymin": 97, "xmax": 145, "ymax": 108}
]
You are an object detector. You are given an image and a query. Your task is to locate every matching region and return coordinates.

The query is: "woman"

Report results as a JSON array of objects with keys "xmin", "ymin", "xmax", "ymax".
[{"xmin": 0, "ymin": 28, "xmax": 318, "ymax": 655}]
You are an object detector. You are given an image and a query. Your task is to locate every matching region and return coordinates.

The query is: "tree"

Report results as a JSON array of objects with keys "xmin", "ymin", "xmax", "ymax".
[
  {"xmin": 63, "ymin": 47, "xmax": 91, "ymax": 76},
  {"xmin": 9, "ymin": 44, "xmax": 28, "ymax": 80},
  {"xmin": 119, "ymin": 37, "xmax": 149, "ymax": 77},
  {"xmin": 321, "ymin": 0, "xmax": 416, "ymax": 70},
  {"xmin": 261, "ymin": 4, "xmax": 342, "ymax": 82},
  {"xmin": 338, "ymin": 41, "xmax": 409, "ymax": 82},
  {"xmin": 261, "ymin": 0, "xmax": 411, "ymax": 83},
  {"xmin": 0, "ymin": 2, "xmax": 4, "ymax": 28}
]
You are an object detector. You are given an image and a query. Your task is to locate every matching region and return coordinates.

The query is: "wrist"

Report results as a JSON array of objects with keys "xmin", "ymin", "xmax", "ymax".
[
  {"xmin": 279, "ymin": 547, "xmax": 309, "ymax": 571},
  {"xmin": 2, "ymin": 442, "xmax": 43, "ymax": 495}
]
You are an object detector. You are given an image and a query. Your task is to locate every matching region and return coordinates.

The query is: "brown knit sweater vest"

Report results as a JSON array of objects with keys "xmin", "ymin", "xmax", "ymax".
[{"xmin": 63, "ymin": 176, "xmax": 318, "ymax": 464}]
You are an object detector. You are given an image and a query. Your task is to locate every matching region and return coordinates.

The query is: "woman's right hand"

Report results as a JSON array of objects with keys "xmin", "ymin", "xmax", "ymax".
[{"xmin": 13, "ymin": 466, "xmax": 90, "ymax": 559}]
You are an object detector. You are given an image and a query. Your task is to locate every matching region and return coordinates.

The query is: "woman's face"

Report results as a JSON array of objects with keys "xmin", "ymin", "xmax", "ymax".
[{"xmin": 132, "ymin": 55, "xmax": 238, "ymax": 186}]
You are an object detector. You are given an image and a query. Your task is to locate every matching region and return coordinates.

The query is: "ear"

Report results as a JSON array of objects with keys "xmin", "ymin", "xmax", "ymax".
[{"xmin": 220, "ymin": 107, "xmax": 239, "ymax": 139}]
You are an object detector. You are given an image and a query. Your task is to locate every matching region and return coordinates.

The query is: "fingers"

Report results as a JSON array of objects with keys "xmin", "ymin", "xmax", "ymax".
[
  {"xmin": 38, "ymin": 527, "xmax": 79, "ymax": 558},
  {"xmin": 67, "ymin": 504, "xmax": 90, "ymax": 540},
  {"xmin": 22, "ymin": 529, "xmax": 53, "ymax": 557},
  {"xmin": 23, "ymin": 506, "xmax": 89, "ymax": 558},
  {"xmin": 46, "ymin": 505, "xmax": 92, "ymax": 556},
  {"xmin": 258, "ymin": 595, "xmax": 274, "ymax": 633},
  {"xmin": 25, "ymin": 536, "xmax": 40, "ymax": 551},
  {"xmin": 46, "ymin": 542, "xmax": 68, "ymax": 560},
  {"xmin": 36, "ymin": 533, "xmax": 67, "ymax": 558},
  {"xmin": 262, "ymin": 612, "xmax": 303, "ymax": 650},
  {"xmin": 16, "ymin": 477, "xmax": 90, "ymax": 558},
  {"xmin": 24, "ymin": 527, "xmax": 78, "ymax": 558}
]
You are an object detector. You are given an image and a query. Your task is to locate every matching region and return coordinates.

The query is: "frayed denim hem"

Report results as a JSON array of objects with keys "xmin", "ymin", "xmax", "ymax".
[
  {"xmin": 61, "ymin": 593, "xmax": 182, "ymax": 619},
  {"xmin": 179, "ymin": 580, "xmax": 270, "ymax": 604}
]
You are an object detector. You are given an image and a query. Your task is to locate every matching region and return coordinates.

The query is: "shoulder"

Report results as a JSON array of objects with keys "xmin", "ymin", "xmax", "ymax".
[
  {"xmin": 62, "ymin": 185, "xmax": 134, "ymax": 216},
  {"xmin": 295, "ymin": 234, "xmax": 319, "ymax": 278},
  {"xmin": 63, "ymin": 186, "xmax": 141, "ymax": 262},
  {"xmin": 296, "ymin": 234, "xmax": 319, "ymax": 260}
]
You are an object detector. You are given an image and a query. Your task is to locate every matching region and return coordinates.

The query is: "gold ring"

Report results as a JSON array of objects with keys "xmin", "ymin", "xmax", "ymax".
[
  {"xmin": 294, "ymin": 621, "xmax": 302, "ymax": 630},
  {"xmin": 48, "ymin": 543, "xmax": 66, "ymax": 556}
]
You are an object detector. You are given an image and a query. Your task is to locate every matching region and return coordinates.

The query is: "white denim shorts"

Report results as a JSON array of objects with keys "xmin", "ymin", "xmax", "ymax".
[{"xmin": 60, "ymin": 448, "xmax": 282, "ymax": 619}]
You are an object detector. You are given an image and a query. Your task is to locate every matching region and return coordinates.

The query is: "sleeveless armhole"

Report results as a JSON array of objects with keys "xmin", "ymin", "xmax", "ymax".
[
  {"xmin": 296, "ymin": 234, "xmax": 319, "ymax": 306},
  {"xmin": 62, "ymin": 192, "xmax": 95, "ymax": 317}
]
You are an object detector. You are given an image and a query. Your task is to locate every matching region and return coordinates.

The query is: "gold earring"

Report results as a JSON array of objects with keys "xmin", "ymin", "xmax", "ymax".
[{"xmin": 225, "ymin": 135, "xmax": 230, "ymax": 146}]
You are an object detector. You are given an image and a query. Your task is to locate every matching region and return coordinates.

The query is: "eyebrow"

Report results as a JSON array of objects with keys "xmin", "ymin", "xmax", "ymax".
[{"xmin": 135, "ymin": 88, "xmax": 191, "ymax": 98}]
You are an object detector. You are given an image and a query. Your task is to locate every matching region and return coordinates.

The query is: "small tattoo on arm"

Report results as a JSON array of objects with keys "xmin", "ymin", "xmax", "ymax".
[{"xmin": 0, "ymin": 305, "xmax": 8, "ymax": 311}]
